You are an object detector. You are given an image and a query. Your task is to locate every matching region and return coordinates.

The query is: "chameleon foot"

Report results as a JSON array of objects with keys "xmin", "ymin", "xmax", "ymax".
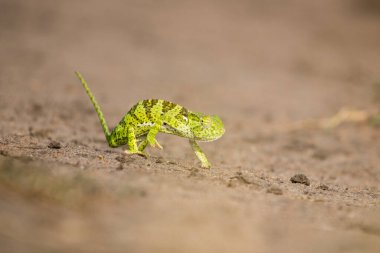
[
  {"xmin": 200, "ymin": 161, "xmax": 211, "ymax": 169},
  {"xmin": 148, "ymin": 138, "xmax": 163, "ymax": 149},
  {"xmin": 124, "ymin": 149, "xmax": 148, "ymax": 158}
]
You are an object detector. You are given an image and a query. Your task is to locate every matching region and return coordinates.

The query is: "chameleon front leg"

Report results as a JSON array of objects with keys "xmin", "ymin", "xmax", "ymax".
[
  {"xmin": 137, "ymin": 139, "xmax": 148, "ymax": 152},
  {"xmin": 189, "ymin": 139, "xmax": 211, "ymax": 169},
  {"xmin": 147, "ymin": 122, "xmax": 163, "ymax": 149},
  {"xmin": 124, "ymin": 126, "xmax": 147, "ymax": 157},
  {"xmin": 134, "ymin": 124, "xmax": 163, "ymax": 153}
]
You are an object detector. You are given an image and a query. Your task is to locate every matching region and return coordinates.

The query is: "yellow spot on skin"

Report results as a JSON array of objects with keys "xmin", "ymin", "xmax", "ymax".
[
  {"xmin": 164, "ymin": 104, "xmax": 183, "ymax": 118},
  {"xmin": 150, "ymin": 100, "xmax": 163, "ymax": 122},
  {"xmin": 134, "ymin": 102, "xmax": 149, "ymax": 123}
]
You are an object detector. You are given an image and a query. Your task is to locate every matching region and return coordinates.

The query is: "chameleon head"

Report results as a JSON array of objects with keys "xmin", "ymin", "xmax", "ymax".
[{"xmin": 188, "ymin": 112, "xmax": 225, "ymax": 142}]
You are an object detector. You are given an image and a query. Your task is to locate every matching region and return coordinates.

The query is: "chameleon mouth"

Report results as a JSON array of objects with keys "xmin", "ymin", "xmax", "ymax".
[
  {"xmin": 197, "ymin": 135, "xmax": 223, "ymax": 142},
  {"xmin": 196, "ymin": 128, "xmax": 225, "ymax": 142}
]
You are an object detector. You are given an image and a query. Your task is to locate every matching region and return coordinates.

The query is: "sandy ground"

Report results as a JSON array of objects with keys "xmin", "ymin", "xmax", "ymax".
[{"xmin": 0, "ymin": 0, "xmax": 380, "ymax": 252}]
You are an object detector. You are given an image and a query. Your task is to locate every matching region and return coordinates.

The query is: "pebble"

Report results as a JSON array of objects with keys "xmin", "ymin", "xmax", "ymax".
[
  {"xmin": 266, "ymin": 186, "xmax": 283, "ymax": 195},
  {"xmin": 316, "ymin": 184, "xmax": 329, "ymax": 191},
  {"xmin": 48, "ymin": 141, "xmax": 61, "ymax": 149},
  {"xmin": 116, "ymin": 164, "xmax": 124, "ymax": 170},
  {"xmin": 290, "ymin": 174, "xmax": 310, "ymax": 186}
]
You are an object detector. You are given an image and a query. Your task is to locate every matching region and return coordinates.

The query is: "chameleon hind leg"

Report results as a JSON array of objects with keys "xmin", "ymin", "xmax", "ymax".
[
  {"xmin": 189, "ymin": 139, "xmax": 211, "ymax": 169},
  {"xmin": 124, "ymin": 126, "xmax": 147, "ymax": 157},
  {"xmin": 147, "ymin": 122, "xmax": 163, "ymax": 149}
]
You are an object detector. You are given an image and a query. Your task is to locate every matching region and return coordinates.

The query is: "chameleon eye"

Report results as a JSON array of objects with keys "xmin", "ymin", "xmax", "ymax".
[{"xmin": 202, "ymin": 116, "xmax": 212, "ymax": 128}]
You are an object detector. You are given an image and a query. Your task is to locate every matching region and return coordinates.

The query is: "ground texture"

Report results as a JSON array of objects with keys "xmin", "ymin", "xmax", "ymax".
[{"xmin": 0, "ymin": 0, "xmax": 380, "ymax": 252}]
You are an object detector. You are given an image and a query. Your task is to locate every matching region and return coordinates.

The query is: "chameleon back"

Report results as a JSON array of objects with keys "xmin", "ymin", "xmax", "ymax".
[
  {"xmin": 108, "ymin": 99, "xmax": 192, "ymax": 147},
  {"xmin": 108, "ymin": 99, "xmax": 225, "ymax": 147}
]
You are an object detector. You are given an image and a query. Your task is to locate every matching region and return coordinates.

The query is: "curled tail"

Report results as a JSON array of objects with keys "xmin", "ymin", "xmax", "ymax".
[{"xmin": 75, "ymin": 71, "xmax": 111, "ymax": 143}]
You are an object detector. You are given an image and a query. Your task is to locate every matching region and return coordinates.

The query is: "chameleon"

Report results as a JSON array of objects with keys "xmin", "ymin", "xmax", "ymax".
[{"xmin": 75, "ymin": 71, "xmax": 225, "ymax": 168}]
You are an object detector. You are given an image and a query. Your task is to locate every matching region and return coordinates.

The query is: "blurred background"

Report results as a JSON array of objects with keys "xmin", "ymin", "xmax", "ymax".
[
  {"xmin": 0, "ymin": 0, "xmax": 379, "ymax": 252},
  {"xmin": 1, "ymin": 0, "xmax": 379, "ymax": 122}
]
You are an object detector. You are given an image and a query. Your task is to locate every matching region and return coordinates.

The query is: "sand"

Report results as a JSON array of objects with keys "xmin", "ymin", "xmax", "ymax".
[{"xmin": 0, "ymin": 0, "xmax": 379, "ymax": 252}]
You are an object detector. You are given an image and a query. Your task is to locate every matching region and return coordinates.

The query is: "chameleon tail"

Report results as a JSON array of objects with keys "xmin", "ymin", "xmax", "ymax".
[{"xmin": 75, "ymin": 71, "xmax": 112, "ymax": 142}]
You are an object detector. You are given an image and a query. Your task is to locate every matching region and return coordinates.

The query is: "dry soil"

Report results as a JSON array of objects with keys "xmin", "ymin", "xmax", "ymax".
[{"xmin": 0, "ymin": 1, "xmax": 379, "ymax": 252}]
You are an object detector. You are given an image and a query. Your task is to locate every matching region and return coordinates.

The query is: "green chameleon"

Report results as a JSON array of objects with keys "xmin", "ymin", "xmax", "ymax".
[{"xmin": 75, "ymin": 72, "xmax": 225, "ymax": 168}]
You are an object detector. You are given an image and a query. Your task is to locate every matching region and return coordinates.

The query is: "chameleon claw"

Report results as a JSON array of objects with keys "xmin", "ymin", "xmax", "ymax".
[
  {"xmin": 155, "ymin": 140, "xmax": 163, "ymax": 149},
  {"xmin": 148, "ymin": 138, "xmax": 163, "ymax": 149}
]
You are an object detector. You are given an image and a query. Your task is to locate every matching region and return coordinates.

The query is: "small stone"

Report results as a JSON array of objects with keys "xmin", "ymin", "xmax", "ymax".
[
  {"xmin": 155, "ymin": 157, "xmax": 164, "ymax": 164},
  {"xmin": 312, "ymin": 150, "xmax": 328, "ymax": 160},
  {"xmin": 188, "ymin": 168, "xmax": 199, "ymax": 177},
  {"xmin": 227, "ymin": 178, "xmax": 239, "ymax": 188},
  {"xmin": 115, "ymin": 155, "xmax": 127, "ymax": 163},
  {"xmin": 267, "ymin": 186, "xmax": 283, "ymax": 195},
  {"xmin": 316, "ymin": 184, "xmax": 329, "ymax": 191},
  {"xmin": 0, "ymin": 149, "xmax": 9, "ymax": 156},
  {"xmin": 230, "ymin": 172, "xmax": 252, "ymax": 185},
  {"xmin": 116, "ymin": 164, "xmax": 124, "ymax": 170},
  {"xmin": 116, "ymin": 155, "xmax": 135, "ymax": 163},
  {"xmin": 290, "ymin": 174, "xmax": 310, "ymax": 186},
  {"xmin": 48, "ymin": 141, "xmax": 61, "ymax": 149}
]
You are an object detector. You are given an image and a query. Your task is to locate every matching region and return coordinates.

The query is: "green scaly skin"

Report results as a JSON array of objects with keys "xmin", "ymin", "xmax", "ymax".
[{"xmin": 75, "ymin": 71, "xmax": 225, "ymax": 168}]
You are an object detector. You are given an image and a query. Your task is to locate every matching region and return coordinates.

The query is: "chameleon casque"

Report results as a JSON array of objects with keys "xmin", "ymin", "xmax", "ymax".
[{"xmin": 75, "ymin": 72, "xmax": 225, "ymax": 168}]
